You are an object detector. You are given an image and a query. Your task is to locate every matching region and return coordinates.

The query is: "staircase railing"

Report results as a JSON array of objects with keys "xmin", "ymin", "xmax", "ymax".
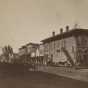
[{"xmin": 61, "ymin": 47, "xmax": 74, "ymax": 66}]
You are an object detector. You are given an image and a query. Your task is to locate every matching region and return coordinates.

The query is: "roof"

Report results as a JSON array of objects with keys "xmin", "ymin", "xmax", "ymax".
[
  {"xmin": 19, "ymin": 45, "xmax": 26, "ymax": 50},
  {"xmin": 41, "ymin": 28, "xmax": 88, "ymax": 43},
  {"xmin": 26, "ymin": 42, "xmax": 39, "ymax": 46},
  {"xmin": 19, "ymin": 42, "xmax": 39, "ymax": 50}
]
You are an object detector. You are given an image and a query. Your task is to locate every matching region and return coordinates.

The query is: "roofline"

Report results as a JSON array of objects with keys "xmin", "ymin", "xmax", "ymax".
[
  {"xmin": 19, "ymin": 42, "xmax": 40, "ymax": 50},
  {"xmin": 25, "ymin": 42, "xmax": 39, "ymax": 46},
  {"xmin": 19, "ymin": 46, "xmax": 26, "ymax": 50},
  {"xmin": 41, "ymin": 28, "xmax": 88, "ymax": 43}
]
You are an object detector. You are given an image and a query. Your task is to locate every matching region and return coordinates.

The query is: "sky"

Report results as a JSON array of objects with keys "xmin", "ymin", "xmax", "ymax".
[{"xmin": 0, "ymin": 0, "xmax": 88, "ymax": 52}]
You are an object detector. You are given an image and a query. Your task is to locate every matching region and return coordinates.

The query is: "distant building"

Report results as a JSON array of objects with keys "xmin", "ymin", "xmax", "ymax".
[
  {"xmin": 41, "ymin": 26, "xmax": 88, "ymax": 66},
  {"xmin": 19, "ymin": 46, "xmax": 27, "ymax": 56},
  {"xmin": 38, "ymin": 44, "xmax": 44, "ymax": 57},
  {"xmin": 26, "ymin": 43, "xmax": 40, "ymax": 57},
  {"xmin": 18, "ymin": 42, "xmax": 46, "ymax": 64},
  {"xmin": 19, "ymin": 42, "xmax": 40, "ymax": 57}
]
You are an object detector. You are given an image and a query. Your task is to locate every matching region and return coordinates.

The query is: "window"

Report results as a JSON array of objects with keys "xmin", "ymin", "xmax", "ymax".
[{"xmin": 72, "ymin": 46, "xmax": 74, "ymax": 53}]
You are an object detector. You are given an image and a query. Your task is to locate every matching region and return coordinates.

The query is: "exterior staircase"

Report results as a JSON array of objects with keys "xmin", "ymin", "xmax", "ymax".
[{"xmin": 61, "ymin": 47, "xmax": 74, "ymax": 66}]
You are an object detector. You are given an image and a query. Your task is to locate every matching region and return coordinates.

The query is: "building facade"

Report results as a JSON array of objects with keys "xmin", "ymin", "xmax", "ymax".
[
  {"xmin": 25, "ymin": 43, "xmax": 40, "ymax": 57},
  {"xmin": 41, "ymin": 26, "xmax": 88, "ymax": 66},
  {"xmin": 19, "ymin": 43, "xmax": 39, "ymax": 57},
  {"xmin": 18, "ymin": 42, "xmax": 45, "ymax": 64},
  {"xmin": 38, "ymin": 44, "xmax": 44, "ymax": 57},
  {"xmin": 19, "ymin": 46, "xmax": 27, "ymax": 56}
]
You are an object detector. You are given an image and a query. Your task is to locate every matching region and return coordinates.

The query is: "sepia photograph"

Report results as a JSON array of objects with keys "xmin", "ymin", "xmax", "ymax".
[{"xmin": 0, "ymin": 0, "xmax": 88, "ymax": 88}]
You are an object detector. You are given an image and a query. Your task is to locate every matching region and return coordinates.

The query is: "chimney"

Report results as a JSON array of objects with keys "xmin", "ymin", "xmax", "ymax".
[
  {"xmin": 66, "ymin": 25, "xmax": 69, "ymax": 32},
  {"xmin": 60, "ymin": 28, "xmax": 63, "ymax": 34},
  {"xmin": 52, "ymin": 31, "xmax": 55, "ymax": 36}
]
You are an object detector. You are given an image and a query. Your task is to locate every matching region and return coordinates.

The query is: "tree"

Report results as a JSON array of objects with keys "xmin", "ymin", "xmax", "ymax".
[{"xmin": 2, "ymin": 45, "xmax": 14, "ymax": 63}]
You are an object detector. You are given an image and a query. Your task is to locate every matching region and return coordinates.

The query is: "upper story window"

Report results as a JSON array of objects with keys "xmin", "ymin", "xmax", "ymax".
[
  {"xmin": 44, "ymin": 43, "xmax": 49, "ymax": 53},
  {"xmin": 72, "ymin": 46, "xmax": 74, "ymax": 53},
  {"xmin": 77, "ymin": 36, "xmax": 87, "ymax": 47},
  {"xmin": 81, "ymin": 36, "xmax": 87, "ymax": 46},
  {"xmin": 61, "ymin": 39, "xmax": 66, "ymax": 48},
  {"xmin": 56, "ymin": 40, "xmax": 60, "ymax": 48}
]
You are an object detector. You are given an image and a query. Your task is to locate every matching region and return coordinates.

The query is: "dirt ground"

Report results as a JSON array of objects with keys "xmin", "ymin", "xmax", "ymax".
[{"xmin": 0, "ymin": 68, "xmax": 88, "ymax": 88}]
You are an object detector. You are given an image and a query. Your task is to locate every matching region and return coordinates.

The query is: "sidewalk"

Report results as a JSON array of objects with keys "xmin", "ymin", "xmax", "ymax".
[{"xmin": 38, "ymin": 66, "xmax": 88, "ymax": 82}]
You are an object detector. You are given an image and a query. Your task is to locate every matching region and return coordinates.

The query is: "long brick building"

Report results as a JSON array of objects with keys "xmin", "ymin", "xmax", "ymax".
[{"xmin": 41, "ymin": 26, "xmax": 88, "ymax": 66}]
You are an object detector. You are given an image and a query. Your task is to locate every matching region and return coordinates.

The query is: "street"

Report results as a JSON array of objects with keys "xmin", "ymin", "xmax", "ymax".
[{"xmin": 0, "ymin": 69, "xmax": 88, "ymax": 88}]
